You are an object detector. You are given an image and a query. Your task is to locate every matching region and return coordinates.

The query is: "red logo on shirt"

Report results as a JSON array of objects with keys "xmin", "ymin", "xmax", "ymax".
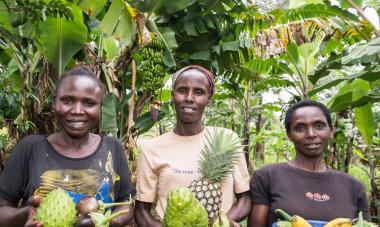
[{"xmin": 306, "ymin": 192, "xmax": 330, "ymax": 201}]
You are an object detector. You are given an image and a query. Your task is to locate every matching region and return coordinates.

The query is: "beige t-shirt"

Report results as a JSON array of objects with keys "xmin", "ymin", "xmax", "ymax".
[{"xmin": 136, "ymin": 126, "xmax": 250, "ymax": 218}]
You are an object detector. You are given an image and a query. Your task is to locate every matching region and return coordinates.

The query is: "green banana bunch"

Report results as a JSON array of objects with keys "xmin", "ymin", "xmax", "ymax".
[{"xmin": 139, "ymin": 34, "xmax": 166, "ymax": 94}]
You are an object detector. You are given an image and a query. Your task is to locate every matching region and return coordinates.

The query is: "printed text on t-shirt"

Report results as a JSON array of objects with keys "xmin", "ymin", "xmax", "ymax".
[{"xmin": 172, "ymin": 168, "xmax": 196, "ymax": 174}]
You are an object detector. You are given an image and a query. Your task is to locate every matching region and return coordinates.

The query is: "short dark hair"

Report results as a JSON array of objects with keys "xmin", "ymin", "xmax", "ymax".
[
  {"xmin": 284, "ymin": 100, "xmax": 333, "ymax": 133},
  {"xmin": 54, "ymin": 65, "xmax": 106, "ymax": 99}
]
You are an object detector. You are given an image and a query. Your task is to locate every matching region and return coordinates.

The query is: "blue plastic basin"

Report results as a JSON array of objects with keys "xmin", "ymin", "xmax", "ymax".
[{"xmin": 272, "ymin": 220, "xmax": 327, "ymax": 227}]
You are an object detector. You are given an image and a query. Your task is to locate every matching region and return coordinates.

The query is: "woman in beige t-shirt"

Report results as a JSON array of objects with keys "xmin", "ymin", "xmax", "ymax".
[{"xmin": 134, "ymin": 65, "xmax": 251, "ymax": 227}]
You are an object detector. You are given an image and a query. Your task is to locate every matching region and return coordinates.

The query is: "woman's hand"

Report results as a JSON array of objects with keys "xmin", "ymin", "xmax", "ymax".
[
  {"xmin": 226, "ymin": 191, "xmax": 251, "ymax": 222},
  {"xmin": 24, "ymin": 195, "xmax": 43, "ymax": 227},
  {"xmin": 134, "ymin": 201, "xmax": 162, "ymax": 227},
  {"xmin": 230, "ymin": 220, "xmax": 241, "ymax": 227}
]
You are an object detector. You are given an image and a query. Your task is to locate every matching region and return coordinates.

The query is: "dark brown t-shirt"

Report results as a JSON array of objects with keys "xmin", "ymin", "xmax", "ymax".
[
  {"xmin": 250, "ymin": 163, "xmax": 369, "ymax": 226},
  {"xmin": 0, "ymin": 135, "xmax": 135, "ymax": 206}
]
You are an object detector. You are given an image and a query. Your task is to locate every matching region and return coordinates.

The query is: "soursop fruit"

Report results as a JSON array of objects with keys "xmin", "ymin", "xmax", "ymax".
[
  {"xmin": 35, "ymin": 188, "xmax": 76, "ymax": 227},
  {"xmin": 163, "ymin": 188, "xmax": 208, "ymax": 227}
]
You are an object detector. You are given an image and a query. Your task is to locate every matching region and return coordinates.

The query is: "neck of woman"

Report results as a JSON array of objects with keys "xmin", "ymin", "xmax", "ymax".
[
  {"xmin": 173, "ymin": 122, "xmax": 204, "ymax": 136},
  {"xmin": 290, "ymin": 154, "xmax": 326, "ymax": 172},
  {"xmin": 56, "ymin": 131, "xmax": 92, "ymax": 149},
  {"xmin": 48, "ymin": 132, "xmax": 100, "ymax": 158}
]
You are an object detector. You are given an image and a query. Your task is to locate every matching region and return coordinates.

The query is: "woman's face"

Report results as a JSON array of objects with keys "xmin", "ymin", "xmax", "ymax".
[
  {"xmin": 54, "ymin": 76, "xmax": 102, "ymax": 138},
  {"xmin": 172, "ymin": 69, "xmax": 210, "ymax": 126},
  {"xmin": 287, "ymin": 106, "xmax": 332, "ymax": 159}
]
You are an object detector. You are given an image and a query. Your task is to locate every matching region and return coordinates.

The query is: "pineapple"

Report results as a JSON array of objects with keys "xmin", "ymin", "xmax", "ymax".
[{"xmin": 189, "ymin": 128, "xmax": 242, "ymax": 221}]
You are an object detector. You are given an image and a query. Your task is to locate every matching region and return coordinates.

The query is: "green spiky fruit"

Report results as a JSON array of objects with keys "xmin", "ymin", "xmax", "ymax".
[
  {"xmin": 35, "ymin": 188, "xmax": 76, "ymax": 227},
  {"xmin": 163, "ymin": 188, "xmax": 208, "ymax": 227},
  {"xmin": 189, "ymin": 128, "xmax": 242, "ymax": 221}
]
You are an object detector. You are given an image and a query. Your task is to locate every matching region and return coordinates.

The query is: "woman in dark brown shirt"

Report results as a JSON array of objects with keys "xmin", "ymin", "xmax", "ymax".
[{"xmin": 248, "ymin": 100, "xmax": 369, "ymax": 227}]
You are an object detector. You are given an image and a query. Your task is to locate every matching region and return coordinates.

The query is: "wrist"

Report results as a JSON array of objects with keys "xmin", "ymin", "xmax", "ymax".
[{"xmin": 20, "ymin": 206, "xmax": 30, "ymax": 220}]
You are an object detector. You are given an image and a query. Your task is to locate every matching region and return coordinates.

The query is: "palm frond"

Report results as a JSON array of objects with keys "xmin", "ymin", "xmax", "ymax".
[
  {"xmin": 223, "ymin": 57, "xmax": 293, "ymax": 84},
  {"xmin": 245, "ymin": 58, "xmax": 293, "ymax": 75},
  {"xmin": 252, "ymin": 77, "xmax": 294, "ymax": 92},
  {"xmin": 230, "ymin": 4, "xmax": 275, "ymax": 36},
  {"xmin": 223, "ymin": 65, "xmax": 260, "ymax": 83},
  {"xmin": 282, "ymin": 3, "xmax": 359, "ymax": 23}
]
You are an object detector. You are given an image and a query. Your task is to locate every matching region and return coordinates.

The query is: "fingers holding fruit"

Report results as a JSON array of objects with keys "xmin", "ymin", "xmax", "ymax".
[
  {"xmin": 34, "ymin": 188, "xmax": 76, "ymax": 227},
  {"xmin": 75, "ymin": 196, "xmax": 132, "ymax": 227},
  {"xmin": 24, "ymin": 195, "xmax": 43, "ymax": 227},
  {"xmin": 32, "ymin": 188, "xmax": 132, "ymax": 227}
]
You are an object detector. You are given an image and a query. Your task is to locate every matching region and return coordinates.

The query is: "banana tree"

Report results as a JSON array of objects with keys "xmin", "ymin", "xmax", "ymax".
[
  {"xmin": 221, "ymin": 52, "xmax": 295, "ymax": 166},
  {"xmin": 0, "ymin": 0, "xmax": 83, "ymax": 136},
  {"xmin": 206, "ymin": 1, "xmax": 363, "ymax": 164},
  {"xmin": 338, "ymin": 0, "xmax": 380, "ymax": 38},
  {"xmin": 310, "ymin": 38, "xmax": 380, "ymax": 217},
  {"xmin": 310, "ymin": 1, "xmax": 380, "ymax": 215},
  {"xmin": 250, "ymin": 0, "xmax": 364, "ymax": 99},
  {"xmin": 0, "ymin": 0, "xmax": 177, "ymax": 171}
]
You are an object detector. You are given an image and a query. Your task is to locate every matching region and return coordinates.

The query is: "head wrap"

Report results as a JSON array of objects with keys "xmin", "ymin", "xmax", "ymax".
[{"xmin": 172, "ymin": 65, "xmax": 215, "ymax": 97}]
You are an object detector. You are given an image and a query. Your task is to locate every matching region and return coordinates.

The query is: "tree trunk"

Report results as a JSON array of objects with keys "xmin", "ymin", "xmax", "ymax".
[
  {"xmin": 134, "ymin": 91, "xmax": 152, "ymax": 118},
  {"xmin": 344, "ymin": 112, "xmax": 355, "ymax": 173},
  {"xmin": 242, "ymin": 115, "xmax": 250, "ymax": 167},
  {"xmin": 0, "ymin": 148, "xmax": 4, "ymax": 174},
  {"xmin": 254, "ymin": 96, "xmax": 265, "ymax": 161},
  {"xmin": 367, "ymin": 148, "xmax": 378, "ymax": 218},
  {"xmin": 337, "ymin": 146, "xmax": 342, "ymax": 171},
  {"xmin": 302, "ymin": 90, "xmax": 309, "ymax": 100},
  {"xmin": 343, "ymin": 138, "xmax": 353, "ymax": 173},
  {"xmin": 328, "ymin": 112, "xmax": 341, "ymax": 168},
  {"xmin": 158, "ymin": 122, "xmax": 164, "ymax": 135},
  {"xmin": 230, "ymin": 101, "xmax": 236, "ymax": 132},
  {"xmin": 242, "ymin": 93, "xmax": 251, "ymax": 167}
]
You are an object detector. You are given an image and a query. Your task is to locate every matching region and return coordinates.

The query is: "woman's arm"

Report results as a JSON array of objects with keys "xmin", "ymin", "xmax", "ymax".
[
  {"xmin": 0, "ymin": 198, "xmax": 29, "ymax": 227},
  {"xmin": 134, "ymin": 200, "xmax": 162, "ymax": 227},
  {"xmin": 226, "ymin": 191, "xmax": 251, "ymax": 223},
  {"xmin": 247, "ymin": 203, "xmax": 269, "ymax": 227},
  {"xmin": 0, "ymin": 196, "xmax": 42, "ymax": 227}
]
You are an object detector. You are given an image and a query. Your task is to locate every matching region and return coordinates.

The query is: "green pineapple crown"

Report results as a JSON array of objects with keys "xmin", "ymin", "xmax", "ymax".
[{"xmin": 198, "ymin": 128, "xmax": 243, "ymax": 183}]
